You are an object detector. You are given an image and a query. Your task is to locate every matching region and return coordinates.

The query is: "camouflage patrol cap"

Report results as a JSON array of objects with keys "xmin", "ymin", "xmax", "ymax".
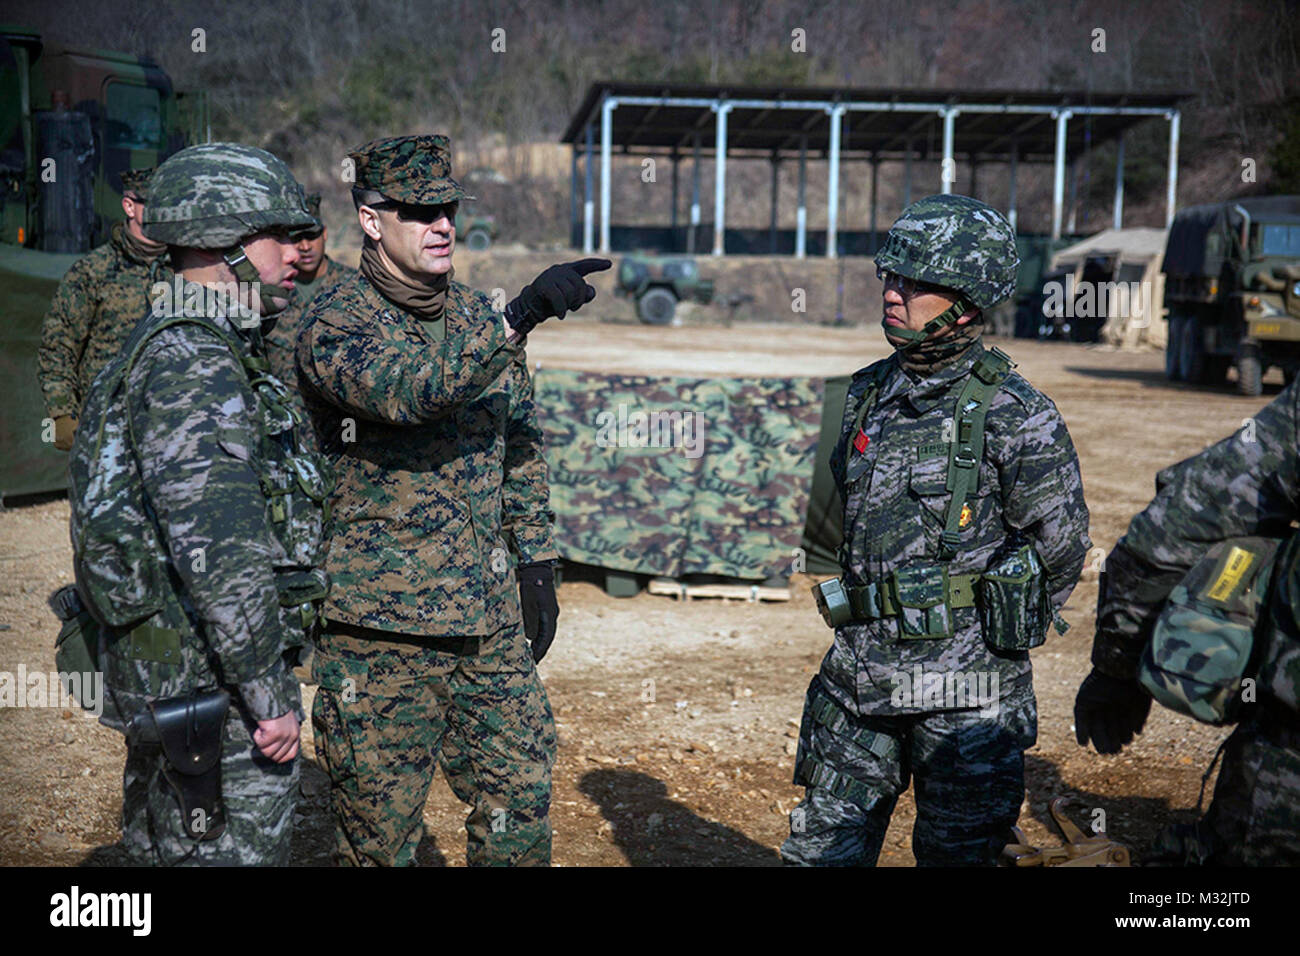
[
  {"xmin": 349, "ymin": 134, "xmax": 475, "ymax": 205},
  {"xmin": 119, "ymin": 167, "xmax": 154, "ymax": 201},
  {"xmin": 143, "ymin": 142, "xmax": 318, "ymax": 249},
  {"xmin": 874, "ymin": 194, "xmax": 1020, "ymax": 311}
]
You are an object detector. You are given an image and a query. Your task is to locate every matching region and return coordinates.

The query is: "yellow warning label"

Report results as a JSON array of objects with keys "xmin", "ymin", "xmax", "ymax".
[
  {"xmin": 1206, "ymin": 546, "xmax": 1256, "ymax": 603},
  {"xmin": 959, "ymin": 503, "xmax": 974, "ymax": 529}
]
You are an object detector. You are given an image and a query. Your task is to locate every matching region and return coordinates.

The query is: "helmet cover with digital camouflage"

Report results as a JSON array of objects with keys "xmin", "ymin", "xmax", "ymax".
[
  {"xmin": 143, "ymin": 143, "xmax": 318, "ymax": 315},
  {"xmin": 874, "ymin": 193, "xmax": 1020, "ymax": 347}
]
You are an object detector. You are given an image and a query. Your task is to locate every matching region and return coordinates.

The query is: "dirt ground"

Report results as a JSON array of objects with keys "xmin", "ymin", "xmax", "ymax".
[{"xmin": 0, "ymin": 316, "xmax": 1283, "ymax": 867}]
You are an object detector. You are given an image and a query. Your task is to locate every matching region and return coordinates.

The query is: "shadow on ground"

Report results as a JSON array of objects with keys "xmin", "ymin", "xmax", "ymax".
[
  {"xmin": 1022, "ymin": 753, "xmax": 1204, "ymax": 864},
  {"xmin": 579, "ymin": 768, "xmax": 781, "ymax": 866},
  {"xmin": 1064, "ymin": 364, "xmax": 1283, "ymax": 395}
]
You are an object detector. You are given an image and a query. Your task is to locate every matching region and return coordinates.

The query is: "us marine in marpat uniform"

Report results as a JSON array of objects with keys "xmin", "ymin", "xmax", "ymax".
[
  {"xmin": 298, "ymin": 133, "xmax": 609, "ymax": 866},
  {"xmin": 38, "ymin": 167, "xmax": 171, "ymax": 450}
]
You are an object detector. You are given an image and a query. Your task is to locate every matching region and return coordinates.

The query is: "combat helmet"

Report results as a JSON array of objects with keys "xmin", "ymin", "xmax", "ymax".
[
  {"xmin": 874, "ymin": 194, "xmax": 1020, "ymax": 346},
  {"xmin": 144, "ymin": 142, "xmax": 316, "ymax": 313}
]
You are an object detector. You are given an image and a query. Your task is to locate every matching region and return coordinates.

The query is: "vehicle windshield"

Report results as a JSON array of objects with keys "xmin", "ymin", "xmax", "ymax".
[
  {"xmin": 1258, "ymin": 223, "xmax": 1300, "ymax": 258},
  {"xmin": 105, "ymin": 82, "xmax": 162, "ymax": 150}
]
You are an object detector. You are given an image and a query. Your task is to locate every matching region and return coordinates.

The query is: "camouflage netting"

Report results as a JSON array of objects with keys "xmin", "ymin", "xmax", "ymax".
[{"xmin": 533, "ymin": 369, "xmax": 839, "ymax": 582}]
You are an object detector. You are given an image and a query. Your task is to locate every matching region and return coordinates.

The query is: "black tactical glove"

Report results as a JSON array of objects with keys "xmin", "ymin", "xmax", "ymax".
[
  {"xmin": 1074, "ymin": 668, "xmax": 1152, "ymax": 755},
  {"xmin": 504, "ymin": 258, "xmax": 611, "ymax": 336},
  {"xmin": 518, "ymin": 562, "xmax": 559, "ymax": 663}
]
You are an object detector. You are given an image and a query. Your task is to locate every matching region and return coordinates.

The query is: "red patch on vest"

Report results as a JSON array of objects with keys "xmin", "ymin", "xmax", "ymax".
[{"xmin": 853, "ymin": 430, "xmax": 870, "ymax": 453}]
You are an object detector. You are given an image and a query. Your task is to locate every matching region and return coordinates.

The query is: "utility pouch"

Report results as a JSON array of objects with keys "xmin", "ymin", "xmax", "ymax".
[
  {"xmin": 51, "ymin": 585, "xmax": 104, "ymax": 711},
  {"xmin": 812, "ymin": 578, "xmax": 852, "ymax": 629},
  {"xmin": 1140, "ymin": 536, "xmax": 1281, "ymax": 725},
  {"xmin": 128, "ymin": 689, "xmax": 231, "ymax": 841},
  {"xmin": 891, "ymin": 564, "xmax": 954, "ymax": 639},
  {"xmin": 274, "ymin": 566, "xmax": 330, "ymax": 637},
  {"xmin": 979, "ymin": 543, "xmax": 1052, "ymax": 651}
]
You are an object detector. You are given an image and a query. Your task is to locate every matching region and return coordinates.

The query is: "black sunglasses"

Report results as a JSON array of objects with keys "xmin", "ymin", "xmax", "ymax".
[{"xmin": 369, "ymin": 201, "xmax": 458, "ymax": 224}]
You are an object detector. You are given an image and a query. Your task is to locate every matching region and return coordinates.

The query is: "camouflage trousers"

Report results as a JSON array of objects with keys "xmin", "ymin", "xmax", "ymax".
[
  {"xmin": 311, "ymin": 619, "xmax": 556, "ymax": 867},
  {"xmin": 781, "ymin": 675, "xmax": 1036, "ymax": 866},
  {"xmin": 119, "ymin": 702, "xmax": 299, "ymax": 866},
  {"xmin": 1183, "ymin": 712, "xmax": 1300, "ymax": 865}
]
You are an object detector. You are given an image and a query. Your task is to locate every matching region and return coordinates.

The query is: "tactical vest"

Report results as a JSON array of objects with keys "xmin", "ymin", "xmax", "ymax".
[
  {"xmin": 68, "ymin": 312, "xmax": 332, "ymax": 644},
  {"xmin": 814, "ymin": 346, "xmax": 1058, "ymax": 648}
]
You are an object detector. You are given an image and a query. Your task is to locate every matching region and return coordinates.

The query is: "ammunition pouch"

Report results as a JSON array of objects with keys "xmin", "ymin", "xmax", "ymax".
[
  {"xmin": 977, "ymin": 542, "xmax": 1055, "ymax": 651},
  {"xmin": 812, "ymin": 567, "xmax": 979, "ymax": 638},
  {"xmin": 127, "ymin": 688, "xmax": 231, "ymax": 842},
  {"xmin": 273, "ymin": 566, "xmax": 330, "ymax": 637},
  {"xmin": 892, "ymin": 564, "xmax": 956, "ymax": 639}
]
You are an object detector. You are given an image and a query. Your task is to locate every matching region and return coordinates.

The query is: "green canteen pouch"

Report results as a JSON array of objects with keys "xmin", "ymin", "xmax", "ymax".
[
  {"xmin": 52, "ymin": 584, "xmax": 97, "ymax": 674},
  {"xmin": 50, "ymin": 585, "xmax": 108, "ymax": 714},
  {"xmin": 978, "ymin": 543, "xmax": 1052, "ymax": 651},
  {"xmin": 813, "ymin": 577, "xmax": 852, "ymax": 629},
  {"xmin": 1140, "ymin": 536, "xmax": 1281, "ymax": 726},
  {"xmin": 891, "ymin": 564, "xmax": 954, "ymax": 639}
]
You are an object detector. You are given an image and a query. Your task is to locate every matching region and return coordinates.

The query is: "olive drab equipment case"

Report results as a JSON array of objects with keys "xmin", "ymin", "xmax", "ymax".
[{"xmin": 1139, "ymin": 535, "xmax": 1285, "ymax": 725}]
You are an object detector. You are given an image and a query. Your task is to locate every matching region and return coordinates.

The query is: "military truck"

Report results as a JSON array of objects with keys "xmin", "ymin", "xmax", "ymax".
[
  {"xmin": 0, "ymin": 25, "xmax": 205, "ymax": 499},
  {"xmin": 1163, "ymin": 196, "xmax": 1300, "ymax": 396},
  {"xmin": 615, "ymin": 254, "xmax": 714, "ymax": 325}
]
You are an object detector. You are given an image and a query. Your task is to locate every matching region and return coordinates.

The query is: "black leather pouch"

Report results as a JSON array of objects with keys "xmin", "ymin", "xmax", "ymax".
[{"xmin": 136, "ymin": 689, "xmax": 231, "ymax": 841}]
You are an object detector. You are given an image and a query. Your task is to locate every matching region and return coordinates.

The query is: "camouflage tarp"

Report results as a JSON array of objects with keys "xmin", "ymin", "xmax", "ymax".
[{"xmin": 534, "ymin": 369, "xmax": 829, "ymax": 581}]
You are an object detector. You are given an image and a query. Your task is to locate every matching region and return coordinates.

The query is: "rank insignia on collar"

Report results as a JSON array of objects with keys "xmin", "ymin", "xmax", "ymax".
[
  {"xmin": 853, "ymin": 429, "xmax": 870, "ymax": 453},
  {"xmin": 959, "ymin": 502, "xmax": 974, "ymax": 529}
]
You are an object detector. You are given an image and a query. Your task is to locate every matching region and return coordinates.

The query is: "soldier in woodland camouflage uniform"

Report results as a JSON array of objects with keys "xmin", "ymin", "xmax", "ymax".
[
  {"xmin": 1077, "ymin": 387, "xmax": 1300, "ymax": 865},
  {"xmin": 70, "ymin": 144, "xmax": 326, "ymax": 865},
  {"xmin": 38, "ymin": 167, "xmax": 172, "ymax": 449},
  {"xmin": 263, "ymin": 192, "xmax": 357, "ymax": 389},
  {"xmin": 782, "ymin": 195, "xmax": 1091, "ymax": 866},
  {"xmin": 297, "ymin": 134, "xmax": 608, "ymax": 866}
]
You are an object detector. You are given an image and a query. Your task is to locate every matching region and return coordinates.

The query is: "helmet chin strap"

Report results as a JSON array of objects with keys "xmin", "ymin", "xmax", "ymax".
[
  {"xmin": 222, "ymin": 244, "xmax": 296, "ymax": 321},
  {"xmin": 883, "ymin": 296, "xmax": 974, "ymax": 350}
]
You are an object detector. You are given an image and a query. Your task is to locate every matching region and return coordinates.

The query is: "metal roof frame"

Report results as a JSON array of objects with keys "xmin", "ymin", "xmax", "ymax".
[{"xmin": 562, "ymin": 81, "xmax": 1192, "ymax": 257}]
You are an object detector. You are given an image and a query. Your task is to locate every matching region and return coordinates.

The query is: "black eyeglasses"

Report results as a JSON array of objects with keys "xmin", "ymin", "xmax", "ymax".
[{"xmin": 876, "ymin": 266, "xmax": 949, "ymax": 298}]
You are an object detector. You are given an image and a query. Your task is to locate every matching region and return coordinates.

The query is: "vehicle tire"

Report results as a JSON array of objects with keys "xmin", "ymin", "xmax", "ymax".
[
  {"xmin": 463, "ymin": 228, "xmax": 491, "ymax": 251},
  {"xmin": 1237, "ymin": 346, "xmax": 1263, "ymax": 397},
  {"xmin": 636, "ymin": 287, "xmax": 678, "ymax": 325},
  {"xmin": 1179, "ymin": 315, "xmax": 1207, "ymax": 383},
  {"xmin": 1165, "ymin": 314, "xmax": 1184, "ymax": 381}
]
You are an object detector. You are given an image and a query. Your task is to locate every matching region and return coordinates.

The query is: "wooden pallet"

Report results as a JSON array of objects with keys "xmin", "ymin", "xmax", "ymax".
[{"xmin": 647, "ymin": 577, "xmax": 791, "ymax": 602}]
